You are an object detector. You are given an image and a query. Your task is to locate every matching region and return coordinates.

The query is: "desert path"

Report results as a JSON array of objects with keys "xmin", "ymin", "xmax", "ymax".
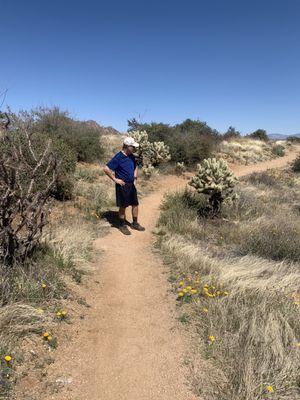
[{"xmin": 41, "ymin": 147, "xmax": 299, "ymax": 400}]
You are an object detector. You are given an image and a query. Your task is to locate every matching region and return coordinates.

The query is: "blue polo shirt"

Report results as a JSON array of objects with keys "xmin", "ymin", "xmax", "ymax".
[{"xmin": 106, "ymin": 151, "xmax": 137, "ymax": 183}]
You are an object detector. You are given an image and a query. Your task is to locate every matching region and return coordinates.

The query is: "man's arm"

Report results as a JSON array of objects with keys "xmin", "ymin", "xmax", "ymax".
[
  {"xmin": 103, "ymin": 165, "xmax": 125, "ymax": 186},
  {"xmin": 134, "ymin": 165, "xmax": 138, "ymax": 183}
]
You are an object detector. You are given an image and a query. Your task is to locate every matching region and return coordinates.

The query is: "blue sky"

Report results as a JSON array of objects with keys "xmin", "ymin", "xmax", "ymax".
[{"xmin": 1, "ymin": 0, "xmax": 300, "ymax": 133}]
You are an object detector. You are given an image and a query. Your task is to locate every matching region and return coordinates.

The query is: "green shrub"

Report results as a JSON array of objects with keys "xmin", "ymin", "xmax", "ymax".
[
  {"xmin": 272, "ymin": 144, "xmax": 285, "ymax": 157},
  {"xmin": 287, "ymin": 136, "xmax": 300, "ymax": 143},
  {"xmin": 247, "ymin": 129, "xmax": 269, "ymax": 141},
  {"xmin": 223, "ymin": 126, "xmax": 241, "ymax": 140},
  {"xmin": 292, "ymin": 156, "xmax": 300, "ymax": 172},
  {"xmin": 128, "ymin": 118, "xmax": 220, "ymax": 165},
  {"xmin": 33, "ymin": 107, "xmax": 105, "ymax": 162}
]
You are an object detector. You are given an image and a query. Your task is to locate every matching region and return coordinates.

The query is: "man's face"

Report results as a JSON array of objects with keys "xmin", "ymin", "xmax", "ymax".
[{"xmin": 126, "ymin": 145, "xmax": 135, "ymax": 154}]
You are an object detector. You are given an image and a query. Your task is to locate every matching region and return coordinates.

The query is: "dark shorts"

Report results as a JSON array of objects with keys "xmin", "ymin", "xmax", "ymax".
[{"xmin": 115, "ymin": 182, "xmax": 139, "ymax": 208}]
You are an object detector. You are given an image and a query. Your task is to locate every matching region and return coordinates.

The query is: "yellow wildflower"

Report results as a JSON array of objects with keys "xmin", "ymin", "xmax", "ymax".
[
  {"xmin": 191, "ymin": 289, "xmax": 198, "ymax": 294},
  {"xmin": 186, "ymin": 286, "xmax": 192, "ymax": 290},
  {"xmin": 183, "ymin": 288, "xmax": 188, "ymax": 293},
  {"xmin": 266, "ymin": 385, "xmax": 274, "ymax": 393},
  {"xmin": 179, "ymin": 281, "xmax": 184, "ymax": 286},
  {"xmin": 209, "ymin": 335, "xmax": 215, "ymax": 342},
  {"xmin": 41, "ymin": 283, "xmax": 47, "ymax": 289},
  {"xmin": 43, "ymin": 331, "xmax": 50, "ymax": 338},
  {"xmin": 4, "ymin": 355, "xmax": 12, "ymax": 362},
  {"xmin": 47, "ymin": 336, "xmax": 53, "ymax": 342},
  {"xmin": 216, "ymin": 291, "xmax": 222, "ymax": 296},
  {"xmin": 178, "ymin": 292, "xmax": 184, "ymax": 297},
  {"xmin": 56, "ymin": 311, "xmax": 62, "ymax": 317},
  {"xmin": 202, "ymin": 308, "xmax": 208, "ymax": 313},
  {"xmin": 224, "ymin": 291, "xmax": 229, "ymax": 296},
  {"xmin": 61, "ymin": 310, "xmax": 67, "ymax": 316}
]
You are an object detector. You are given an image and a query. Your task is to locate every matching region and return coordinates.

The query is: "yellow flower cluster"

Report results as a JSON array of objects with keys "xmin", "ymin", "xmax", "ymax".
[
  {"xmin": 266, "ymin": 385, "xmax": 274, "ymax": 393},
  {"xmin": 177, "ymin": 274, "xmax": 200, "ymax": 299},
  {"xmin": 43, "ymin": 331, "xmax": 53, "ymax": 342},
  {"xmin": 203, "ymin": 283, "xmax": 229, "ymax": 298},
  {"xmin": 56, "ymin": 310, "xmax": 68, "ymax": 319}
]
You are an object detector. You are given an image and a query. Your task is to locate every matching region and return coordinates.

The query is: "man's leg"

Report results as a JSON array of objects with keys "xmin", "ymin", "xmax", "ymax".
[
  {"xmin": 119, "ymin": 207, "xmax": 126, "ymax": 223},
  {"xmin": 132, "ymin": 205, "xmax": 138, "ymax": 222},
  {"xmin": 131, "ymin": 205, "xmax": 145, "ymax": 231},
  {"xmin": 118, "ymin": 207, "xmax": 131, "ymax": 235}
]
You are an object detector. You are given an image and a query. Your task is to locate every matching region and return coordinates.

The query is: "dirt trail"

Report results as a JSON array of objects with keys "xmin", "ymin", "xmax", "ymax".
[{"xmin": 40, "ymin": 148, "xmax": 299, "ymax": 400}]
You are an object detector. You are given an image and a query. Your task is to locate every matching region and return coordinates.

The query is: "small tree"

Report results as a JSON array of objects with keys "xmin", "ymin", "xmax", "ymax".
[
  {"xmin": 188, "ymin": 158, "xmax": 238, "ymax": 215},
  {"xmin": 223, "ymin": 126, "xmax": 241, "ymax": 140},
  {"xmin": 0, "ymin": 112, "xmax": 59, "ymax": 266},
  {"xmin": 248, "ymin": 129, "xmax": 269, "ymax": 141}
]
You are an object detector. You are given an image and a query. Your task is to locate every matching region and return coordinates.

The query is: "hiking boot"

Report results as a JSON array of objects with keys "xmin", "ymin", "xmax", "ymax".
[
  {"xmin": 119, "ymin": 224, "xmax": 131, "ymax": 235},
  {"xmin": 131, "ymin": 221, "xmax": 145, "ymax": 231}
]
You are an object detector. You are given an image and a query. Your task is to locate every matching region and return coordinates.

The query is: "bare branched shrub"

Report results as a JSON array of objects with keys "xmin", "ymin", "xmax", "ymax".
[{"xmin": 0, "ymin": 112, "xmax": 58, "ymax": 266}]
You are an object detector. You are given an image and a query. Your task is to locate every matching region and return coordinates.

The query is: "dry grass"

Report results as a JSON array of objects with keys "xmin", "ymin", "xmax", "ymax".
[
  {"xmin": 156, "ymin": 169, "xmax": 300, "ymax": 399},
  {"xmin": 215, "ymin": 138, "xmax": 290, "ymax": 165}
]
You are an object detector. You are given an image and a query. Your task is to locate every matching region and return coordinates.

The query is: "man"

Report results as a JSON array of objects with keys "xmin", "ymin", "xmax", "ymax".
[{"xmin": 103, "ymin": 137, "xmax": 145, "ymax": 235}]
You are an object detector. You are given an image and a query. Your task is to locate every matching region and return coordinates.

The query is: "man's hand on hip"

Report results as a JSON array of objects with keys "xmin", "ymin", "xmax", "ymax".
[{"xmin": 115, "ymin": 178, "xmax": 125, "ymax": 186}]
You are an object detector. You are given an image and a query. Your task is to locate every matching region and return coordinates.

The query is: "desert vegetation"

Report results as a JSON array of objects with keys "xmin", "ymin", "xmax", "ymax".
[
  {"xmin": 0, "ymin": 108, "xmax": 116, "ymax": 397},
  {"xmin": 0, "ymin": 105, "xmax": 298, "ymax": 398},
  {"xmin": 156, "ymin": 161, "xmax": 300, "ymax": 399},
  {"xmin": 128, "ymin": 118, "xmax": 295, "ymax": 168}
]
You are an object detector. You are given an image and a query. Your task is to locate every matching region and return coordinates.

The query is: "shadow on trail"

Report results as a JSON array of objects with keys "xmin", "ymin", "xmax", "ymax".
[{"xmin": 101, "ymin": 210, "xmax": 130, "ymax": 229}]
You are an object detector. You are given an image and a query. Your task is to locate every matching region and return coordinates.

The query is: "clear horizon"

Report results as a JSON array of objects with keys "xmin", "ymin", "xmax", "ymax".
[{"xmin": 1, "ymin": 0, "xmax": 300, "ymax": 134}]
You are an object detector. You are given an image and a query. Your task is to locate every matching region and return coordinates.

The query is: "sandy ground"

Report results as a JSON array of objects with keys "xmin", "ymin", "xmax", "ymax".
[{"xmin": 15, "ymin": 147, "xmax": 300, "ymax": 400}]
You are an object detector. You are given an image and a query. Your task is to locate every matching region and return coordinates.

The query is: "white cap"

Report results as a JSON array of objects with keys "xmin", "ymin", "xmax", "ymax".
[{"xmin": 123, "ymin": 136, "xmax": 139, "ymax": 148}]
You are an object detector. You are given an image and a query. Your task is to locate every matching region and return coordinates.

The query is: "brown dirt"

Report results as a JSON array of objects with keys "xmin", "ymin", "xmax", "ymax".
[{"xmin": 14, "ymin": 147, "xmax": 300, "ymax": 400}]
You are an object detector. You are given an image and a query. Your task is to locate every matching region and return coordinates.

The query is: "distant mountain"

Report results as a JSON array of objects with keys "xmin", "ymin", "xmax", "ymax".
[
  {"xmin": 268, "ymin": 133, "xmax": 300, "ymax": 140},
  {"xmin": 84, "ymin": 120, "xmax": 121, "ymax": 135}
]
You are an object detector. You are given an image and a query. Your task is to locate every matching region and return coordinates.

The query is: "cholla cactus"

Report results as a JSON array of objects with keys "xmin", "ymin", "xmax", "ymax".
[
  {"xmin": 128, "ymin": 130, "xmax": 152, "ymax": 160},
  {"xmin": 128, "ymin": 130, "xmax": 171, "ymax": 173},
  {"xmin": 142, "ymin": 164, "xmax": 155, "ymax": 178},
  {"xmin": 149, "ymin": 141, "xmax": 171, "ymax": 166},
  {"xmin": 189, "ymin": 158, "xmax": 238, "ymax": 214},
  {"xmin": 175, "ymin": 162, "xmax": 186, "ymax": 174}
]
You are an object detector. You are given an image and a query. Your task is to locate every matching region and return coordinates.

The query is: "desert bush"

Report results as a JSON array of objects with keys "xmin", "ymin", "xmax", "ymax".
[
  {"xmin": 292, "ymin": 156, "xmax": 300, "ymax": 172},
  {"xmin": 272, "ymin": 144, "xmax": 285, "ymax": 157},
  {"xmin": 248, "ymin": 129, "xmax": 269, "ymax": 141},
  {"xmin": 287, "ymin": 136, "xmax": 300, "ymax": 143},
  {"xmin": 128, "ymin": 118, "xmax": 220, "ymax": 165},
  {"xmin": 189, "ymin": 158, "xmax": 238, "ymax": 214},
  {"xmin": 223, "ymin": 126, "xmax": 241, "ymax": 140},
  {"xmin": 33, "ymin": 107, "xmax": 105, "ymax": 163},
  {"xmin": 0, "ymin": 115, "xmax": 59, "ymax": 266}
]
